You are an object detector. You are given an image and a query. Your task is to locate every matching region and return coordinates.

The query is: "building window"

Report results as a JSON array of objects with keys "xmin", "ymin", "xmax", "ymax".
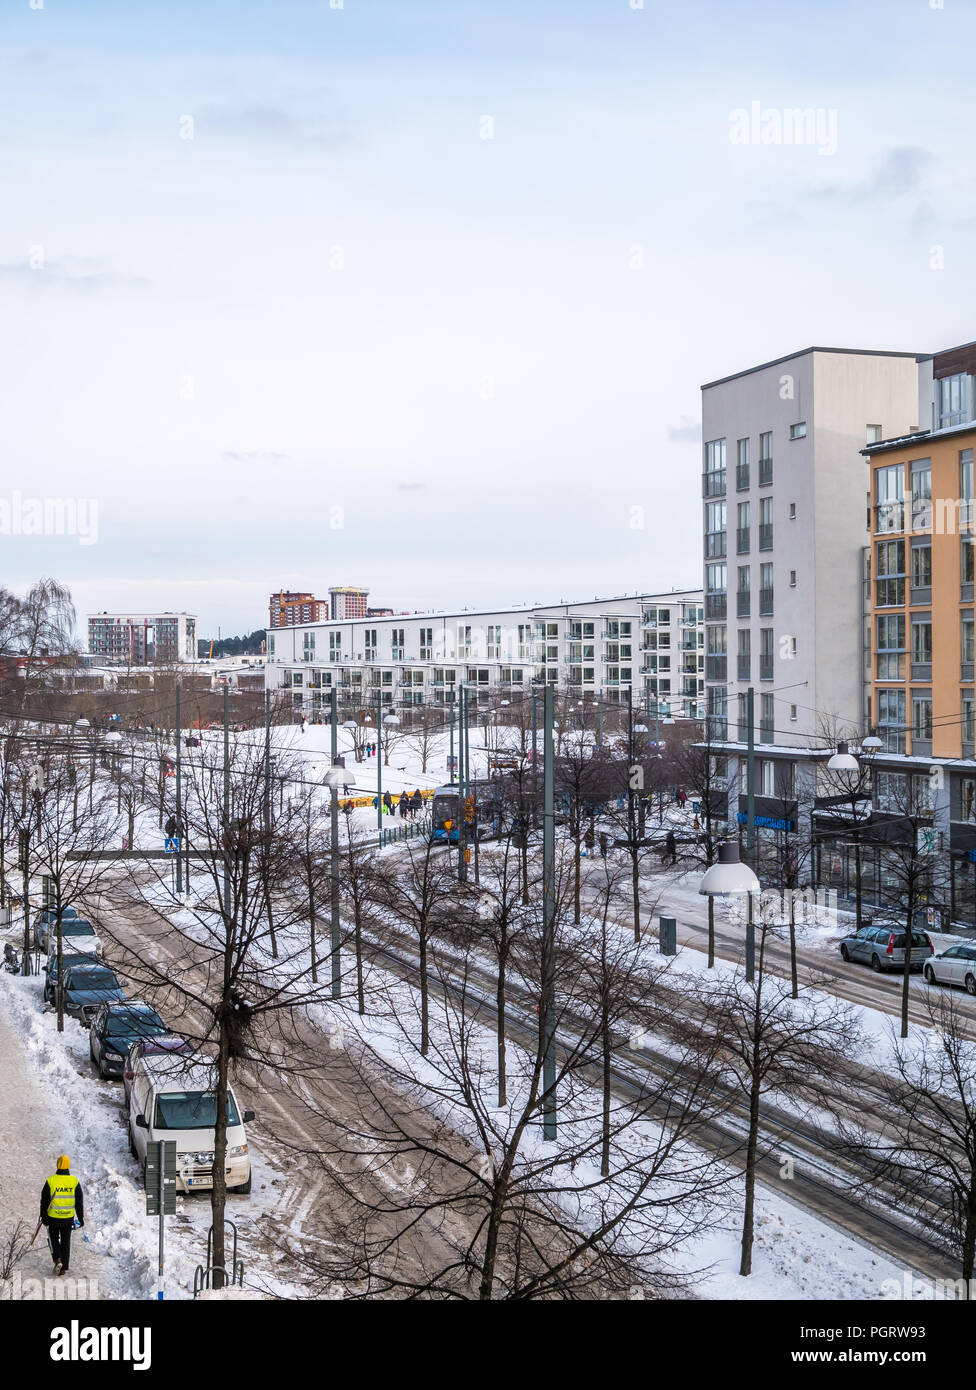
[
  {"xmin": 329, "ymin": 630, "xmax": 341, "ymax": 659},
  {"xmin": 790, "ymin": 704, "xmax": 797, "ymax": 721},
  {"xmin": 736, "ymin": 438, "xmax": 750, "ymax": 490},
  {"xmin": 910, "ymin": 615, "xmax": 932, "ymax": 669},
  {"xmin": 963, "ymin": 612, "xmax": 975, "ymax": 665},
  {"xmin": 759, "ymin": 496, "xmax": 773, "ymax": 550},
  {"xmin": 875, "ymin": 539, "xmax": 906, "ymax": 607},
  {"xmin": 912, "ymin": 691, "xmax": 933, "ymax": 741},
  {"xmin": 964, "ymin": 691, "xmax": 976, "ymax": 745},
  {"xmin": 789, "ymin": 569, "xmax": 797, "ymax": 588},
  {"xmin": 876, "ymin": 614, "xmax": 906, "ymax": 680},
  {"xmin": 874, "ymin": 463, "xmax": 905, "ymax": 533},
  {"xmin": 910, "ymin": 458, "xmax": 932, "ymax": 532},
  {"xmin": 789, "ymin": 422, "xmax": 807, "ymax": 440},
  {"xmin": 704, "ymin": 439, "xmax": 727, "ymax": 496},
  {"xmin": 877, "ymin": 689, "xmax": 907, "ymax": 755},
  {"xmin": 937, "ymin": 373, "xmax": 974, "ymax": 430},
  {"xmin": 705, "ymin": 500, "xmax": 727, "ymax": 557},
  {"xmin": 759, "ymin": 627, "xmax": 774, "ymax": 680},
  {"xmin": 961, "ymin": 449, "xmax": 975, "ymax": 531},
  {"xmin": 911, "ymin": 543, "xmax": 932, "ymax": 590},
  {"xmin": 419, "ymin": 627, "xmax": 433, "ymax": 660},
  {"xmin": 391, "ymin": 628, "xmax": 405, "ymax": 661},
  {"xmin": 867, "ymin": 424, "xmax": 883, "ymax": 444},
  {"xmin": 759, "ymin": 432, "xmax": 773, "ymax": 486}
]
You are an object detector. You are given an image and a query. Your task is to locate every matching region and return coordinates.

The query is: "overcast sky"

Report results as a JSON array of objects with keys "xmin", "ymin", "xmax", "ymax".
[{"xmin": 1, "ymin": 0, "xmax": 973, "ymax": 638}]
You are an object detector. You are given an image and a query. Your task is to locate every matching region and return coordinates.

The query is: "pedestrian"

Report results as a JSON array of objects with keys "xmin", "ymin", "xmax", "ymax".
[
  {"xmin": 693, "ymin": 814, "xmax": 700, "ymax": 833},
  {"xmin": 39, "ymin": 1155, "xmax": 83, "ymax": 1277},
  {"xmin": 679, "ymin": 789, "xmax": 686, "ymax": 807},
  {"xmin": 411, "ymin": 789, "xmax": 423, "ymax": 819},
  {"xmin": 301, "ymin": 716, "xmax": 307, "ymax": 734},
  {"xmin": 342, "ymin": 782, "xmax": 351, "ymax": 797},
  {"xmin": 666, "ymin": 829, "xmax": 677, "ymax": 865},
  {"xmin": 599, "ymin": 831, "xmax": 608, "ymax": 859},
  {"xmin": 383, "ymin": 790, "xmax": 393, "ymax": 815},
  {"xmin": 399, "ymin": 794, "xmax": 409, "ymax": 819}
]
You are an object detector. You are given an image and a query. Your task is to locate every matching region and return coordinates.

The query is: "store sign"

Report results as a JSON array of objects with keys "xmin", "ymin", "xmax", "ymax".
[{"xmin": 737, "ymin": 812, "xmax": 795, "ymax": 832}]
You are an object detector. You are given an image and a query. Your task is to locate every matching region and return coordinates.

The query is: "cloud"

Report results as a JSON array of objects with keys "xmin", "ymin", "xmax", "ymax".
[
  {"xmin": 199, "ymin": 104, "xmax": 346, "ymax": 150},
  {"xmin": 667, "ymin": 417, "xmax": 701, "ymax": 444},
  {"xmin": 808, "ymin": 146, "xmax": 934, "ymax": 204},
  {"xmin": 221, "ymin": 451, "xmax": 290, "ymax": 465},
  {"xmin": 0, "ymin": 257, "xmax": 148, "ymax": 293}
]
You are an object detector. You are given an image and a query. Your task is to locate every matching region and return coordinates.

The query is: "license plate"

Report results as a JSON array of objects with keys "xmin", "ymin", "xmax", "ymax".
[{"xmin": 187, "ymin": 1178, "xmax": 211, "ymax": 1187}]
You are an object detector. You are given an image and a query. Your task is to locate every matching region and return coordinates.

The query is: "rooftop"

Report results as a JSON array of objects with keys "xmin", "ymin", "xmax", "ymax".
[{"xmin": 701, "ymin": 345, "xmax": 924, "ymax": 392}]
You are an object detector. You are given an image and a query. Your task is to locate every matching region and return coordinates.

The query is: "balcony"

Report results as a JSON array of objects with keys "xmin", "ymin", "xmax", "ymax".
[
  {"xmin": 702, "ymin": 470, "xmax": 726, "ymax": 498},
  {"xmin": 760, "ymin": 718, "xmax": 774, "ymax": 742},
  {"xmin": 736, "ymin": 592, "xmax": 751, "ymax": 618},
  {"xmin": 759, "ymin": 587, "xmax": 774, "ymax": 616},
  {"xmin": 737, "ymin": 655, "xmax": 751, "ymax": 681},
  {"xmin": 736, "ymin": 527, "xmax": 750, "ymax": 554},
  {"xmin": 705, "ymin": 655, "xmax": 727, "ymax": 682},
  {"xmin": 705, "ymin": 532, "xmax": 727, "ymax": 559},
  {"xmin": 758, "ymin": 458, "xmax": 773, "ymax": 487},
  {"xmin": 759, "ymin": 656, "xmax": 774, "ymax": 681},
  {"xmin": 759, "ymin": 524, "xmax": 773, "ymax": 550},
  {"xmin": 705, "ymin": 594, "xmax": 727, "ymax": 620},
  {"xmin": 736, "ymin": 463, "xmax": 750, "ymax": 491}
]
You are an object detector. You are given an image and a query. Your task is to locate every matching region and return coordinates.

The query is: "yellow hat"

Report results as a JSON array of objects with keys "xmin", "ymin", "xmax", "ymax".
[{"xmin": 56, "ymin": 1155, "xmax": 70, "ymax": 1171}]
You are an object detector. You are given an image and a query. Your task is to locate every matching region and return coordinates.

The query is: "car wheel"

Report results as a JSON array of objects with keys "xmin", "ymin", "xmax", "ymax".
[
  {"xmin": 840, "ymin": 945, "xmax": 851, "ymax": 961},
  {"xmin": 925, "ymin": 966, "xmax": 936, "ymax": 985},
  {"xmin": 871, "ymin": 954, "xmax": 883, "ymax": 973},
  {"xmin": 232, "ymin": 1172, "xmax": 252, "ymax": 1195},
  {"xmin": 966, "ymin": 975, "xmax": 976, "ymax": 997},
  {"xmin": 128, "ymin": 1126, "xmax": 137, "ymax": 1158}
]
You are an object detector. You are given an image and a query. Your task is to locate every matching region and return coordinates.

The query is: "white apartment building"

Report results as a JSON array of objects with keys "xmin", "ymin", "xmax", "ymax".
[
  {"xmin": 702, "ymin": 346, "xmax": 921, "ymax": 752},
  {"xmin": 87, "ymin": 611, "xmax": 198, "ymax": 665},
  {"xmin": 264, "ymin": 591, "xmax": 704, "ymax": 719},
  {"xmin": 700, "ymin": 345, "xmax": 924, "ymax": 886}
]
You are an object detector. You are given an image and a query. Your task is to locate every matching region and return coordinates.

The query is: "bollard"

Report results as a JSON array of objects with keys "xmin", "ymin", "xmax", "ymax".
[{"xmin": 659, "ymin": 916, "xmax": 677, "ymax": 956}]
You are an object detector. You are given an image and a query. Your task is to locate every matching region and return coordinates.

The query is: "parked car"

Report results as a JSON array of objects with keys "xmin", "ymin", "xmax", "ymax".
[
  {"xmin": 36, "ymin": 905, "xmax": 79, "ymax": 926},
  {"xmin": 839, "ymin": 923, "xmax": 934, "ymax": 973},
  {"xmin": 61, "ymin": 962, "xmax": 126, "ymax": 1026},
  {"xmin": 89, "ymin": 1002, "xmax": 168, "ymax": 1079},
  {"xmin": 122, "ymin": 1035, "xmax": 196, "ymax": 1107},
  {"xmin": 43, "ymin": 950, "xmax": 100, "ymax": 1007},
  {"xmin": 127, "ymin": 1056, "xmax": 254, "ymax": 1195},
  {"xmin": 35, "ymin": 914, "xmax": 102, "ymax": 957},
  {"xmin": 924, "ymin": 943, "xmax": 976, "ymax": 994}
]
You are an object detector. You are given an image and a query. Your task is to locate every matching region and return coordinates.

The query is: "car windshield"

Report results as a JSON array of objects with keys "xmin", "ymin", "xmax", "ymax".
[
  {"xmin": 152, "ymin": 1091, "xmax": 240, "ymax": 1130},
  {"xmin": 61, "ymin": 921, "xmax": 94, "ymax": 936},
  {"xmin": 890, "ymin": 932, "xmax": 929, "ymax": 948},
  {"xmin": 107, "ymin": 1010, "xmax": 165, "ymax": 1037},
  {"xmin": 66, "ymin": 968, "xmax": 119, "ymax": 991}
]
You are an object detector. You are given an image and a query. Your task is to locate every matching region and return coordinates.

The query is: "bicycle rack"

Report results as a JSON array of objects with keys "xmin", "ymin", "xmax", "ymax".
[{"xmin": 193, "ymin": 1221, "xmax": 245, "ymax": 1297}]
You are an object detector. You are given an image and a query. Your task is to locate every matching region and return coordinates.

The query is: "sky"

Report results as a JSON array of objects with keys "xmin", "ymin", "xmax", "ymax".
[{"xmin": 1, "ymin": 0, "xmax": 974, "ymax": 639}]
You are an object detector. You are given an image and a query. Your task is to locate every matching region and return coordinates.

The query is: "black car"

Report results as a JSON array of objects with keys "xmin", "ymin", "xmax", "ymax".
[
  {"xmin": 43, "ymin": 950, "xmax": 100, "ymax": 1007},
  {"xmin": 61, "ymin": 963, "xmax": 126, "ymax": 1026},
  {"xmin": 89, "ymin": 1002, "xmax": 168, "ymax": 1079}
]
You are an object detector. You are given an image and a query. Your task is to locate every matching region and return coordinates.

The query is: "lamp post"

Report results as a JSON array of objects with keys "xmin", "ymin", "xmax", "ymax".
[
  {"xmin": 700, "ymin": 840, "xmax": 761, "ymax": 981},
  {"xmin": 325, "ymin": 685, "xmax": 343, "ymax": 999},
  {"xmin": 826, "ymin": 740, "xmax": 865, "ymax": 929}
]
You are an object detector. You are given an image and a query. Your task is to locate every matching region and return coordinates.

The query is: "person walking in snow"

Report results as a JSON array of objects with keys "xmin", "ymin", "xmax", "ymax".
[
  {"xmin": 398, "ymin": 793, "xmax": 409, "ymax": 819},
  {"xmin": 411, "ymin": 789, "xmax": 423, "ymax": 819},
  {"xmin": 383, "ymin": 790, "xmax": 393, "ymax": 815},
  {"xmin": 39, "ymin": 1155, "xmax": 83, "ymax": 1277}
]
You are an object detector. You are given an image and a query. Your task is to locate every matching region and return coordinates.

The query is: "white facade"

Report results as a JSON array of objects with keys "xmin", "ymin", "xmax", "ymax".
[
  {"xmin": 701, "ymin": 347, "xmax": 920, "ymax": 750},
  {"xmin": 264, "ymin": 591, "xmax": 704, "ymax": 717}
]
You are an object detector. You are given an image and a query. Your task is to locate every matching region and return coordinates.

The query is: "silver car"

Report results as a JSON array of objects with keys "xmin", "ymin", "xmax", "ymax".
[
  {"xmin": 924, "ymin": 943, "xmax": 976, "ymax": 995},
  {"xmin": 839, "ymin": 923, "xmax": 934, "ymax": 973}
]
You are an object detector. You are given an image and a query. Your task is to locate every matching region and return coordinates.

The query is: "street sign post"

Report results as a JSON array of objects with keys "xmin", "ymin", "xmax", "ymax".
[{"xmin": 145, "ymin": 1139, "xmax": 177, "ymax": 1300}]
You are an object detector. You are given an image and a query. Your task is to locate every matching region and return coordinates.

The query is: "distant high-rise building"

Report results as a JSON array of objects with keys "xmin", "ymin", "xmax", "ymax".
[
  {"xmin": 87, "ymin": 612, "xmax": 197, "ymax": 665},
  {"xmin": 269, "ymin": 591, "xmax": 329, "ymax": 629},
  {"xmin": 329, "ymin": 586, "xmax": 369, "ymax": 620}
]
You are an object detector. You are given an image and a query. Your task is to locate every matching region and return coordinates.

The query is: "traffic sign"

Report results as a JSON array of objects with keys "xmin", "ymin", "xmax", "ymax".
[
  {"xmin": 164, "ymin": 837, "xmax": 181, "ymax": 854},
  {"xmin": 145, "ymin": 1140, "xmax": 177, "ymax": 1216}
]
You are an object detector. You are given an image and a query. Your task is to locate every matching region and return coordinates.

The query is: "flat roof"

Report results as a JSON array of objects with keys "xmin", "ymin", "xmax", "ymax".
[
  {"xmin": 701, "ymin": 345, "xmax": 924, "ymax": 392},
  {"xmin": 270, "ymin": 590, "xmax": 705, "ymax": 631},
  {"xmin": 862, "ymin": 419, "xmax": 976, "ymax": 457}
]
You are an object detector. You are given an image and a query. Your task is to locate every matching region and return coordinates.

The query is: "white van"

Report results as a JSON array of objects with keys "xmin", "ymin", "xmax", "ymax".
[{"xmin": 127, "ymin": 1055, "xmax": 254, "ymax": 1195}]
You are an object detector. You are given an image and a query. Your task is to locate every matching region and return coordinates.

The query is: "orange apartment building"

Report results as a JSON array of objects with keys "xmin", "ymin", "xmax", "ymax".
[{"xmin": 864, "ymin": 340, "xmax": 976, "ymax": 926}]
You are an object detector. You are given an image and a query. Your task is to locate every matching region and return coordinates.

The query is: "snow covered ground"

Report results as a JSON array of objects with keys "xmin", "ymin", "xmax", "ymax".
[{"xmin": 0, "ymin": 965, "xmax": 299, "ymax": 1301}]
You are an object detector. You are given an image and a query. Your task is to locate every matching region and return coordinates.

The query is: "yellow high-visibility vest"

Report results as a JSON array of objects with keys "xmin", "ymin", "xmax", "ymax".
[{"xmin": 46, "ymin": 1174, "xmax": 79, "ymax": 1220}]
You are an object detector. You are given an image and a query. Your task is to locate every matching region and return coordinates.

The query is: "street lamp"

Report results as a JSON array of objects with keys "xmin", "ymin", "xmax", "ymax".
[
  {"xmin": 827, "ymin": 740, "xmax": 859, "ymax": 773},
  {"xmin": 861, "ymin": 734, "xmax": 883, "ymax": 753},
  {"xmin": 700, "ymin": 841, "xmax": 761, "ymax": 981}
]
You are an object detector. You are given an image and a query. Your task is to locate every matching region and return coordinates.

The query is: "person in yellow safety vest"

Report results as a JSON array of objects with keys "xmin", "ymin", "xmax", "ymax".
[{"xmin": 39, "ymin": 1155, "xmax": 84, "ymax": 1277}]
